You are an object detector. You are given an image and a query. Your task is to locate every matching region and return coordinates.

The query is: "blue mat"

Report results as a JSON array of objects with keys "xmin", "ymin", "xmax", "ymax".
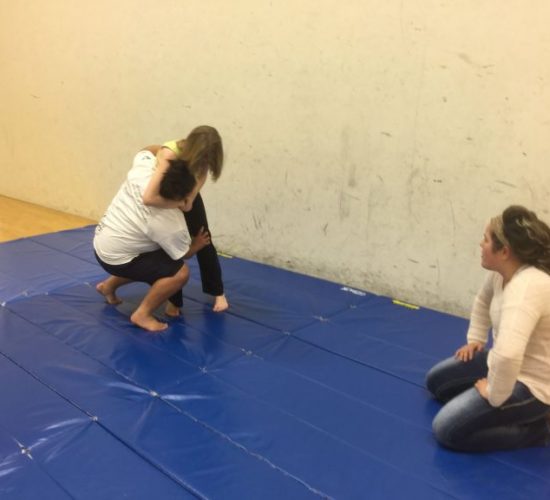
[{"xmin": 0, "ymin": 226, "xmax": 549, "ymax": 499}]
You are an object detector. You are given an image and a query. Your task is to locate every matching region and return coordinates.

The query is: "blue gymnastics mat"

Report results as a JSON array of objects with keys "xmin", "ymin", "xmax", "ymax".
[{"xmin": 1, "ymin": 226, "xmax": 549, "ymax": 499}]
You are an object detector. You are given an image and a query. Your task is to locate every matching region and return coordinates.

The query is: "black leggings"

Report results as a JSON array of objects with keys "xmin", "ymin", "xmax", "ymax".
[
  {"xmin": 95, "ymin": 250, "xmax": 186, "ymax": 307},
  {"xmin": 184, "ymin": 192, "xmax": 224, "ymax": 296}
]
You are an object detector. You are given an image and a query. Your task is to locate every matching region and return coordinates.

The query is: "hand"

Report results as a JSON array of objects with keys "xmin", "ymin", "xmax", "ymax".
[
  {"xmin": 191, "ymin": 226, "xmax": 211, "ymax": 252},
  {"xmin": 454, "ymin": 342, "xmax": 484, "ymax": 362},
  {"xmin": 475, "ymin": 378, "xmax": 489, "ymax": 399}
]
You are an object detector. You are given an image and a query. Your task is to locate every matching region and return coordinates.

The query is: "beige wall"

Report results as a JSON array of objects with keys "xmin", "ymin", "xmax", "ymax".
[{"xmin": 1, "ymin": 1, "xmax": 549, "ymax": 316}]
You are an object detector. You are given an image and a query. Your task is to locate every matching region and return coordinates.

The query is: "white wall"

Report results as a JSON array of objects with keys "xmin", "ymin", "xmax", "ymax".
[{"xmin": 1, "ymin": 1, "xmax": 549, "ymax": 316}]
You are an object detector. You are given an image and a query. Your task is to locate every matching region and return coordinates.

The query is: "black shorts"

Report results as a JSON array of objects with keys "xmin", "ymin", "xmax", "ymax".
[{"xmin": 94, "ymin": 249, "xmax": 185, "ymax": 285}]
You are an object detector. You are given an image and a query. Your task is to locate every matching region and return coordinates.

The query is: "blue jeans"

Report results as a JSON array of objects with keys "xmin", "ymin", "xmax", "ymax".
[{"xmin": 426, "ymin": 352, "xmax": 550, "ymax": 452}]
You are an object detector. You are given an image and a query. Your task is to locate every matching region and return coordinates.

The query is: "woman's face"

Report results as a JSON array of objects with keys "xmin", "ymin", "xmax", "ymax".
[{"xmin": 480, "ymin": 224, "xmax": 502, "ymax": 271}]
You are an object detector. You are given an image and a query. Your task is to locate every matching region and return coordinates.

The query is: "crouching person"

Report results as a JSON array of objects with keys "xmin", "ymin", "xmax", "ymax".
[{"xmin": 93, "ymin": 150, "xmax": 210, "ymax": 332}]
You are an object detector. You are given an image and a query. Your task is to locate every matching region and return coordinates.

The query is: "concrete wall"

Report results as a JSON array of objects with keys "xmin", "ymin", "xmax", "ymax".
[{"xmin": 1, "ymin": 1, "xmax": 549, "ymax": 316}]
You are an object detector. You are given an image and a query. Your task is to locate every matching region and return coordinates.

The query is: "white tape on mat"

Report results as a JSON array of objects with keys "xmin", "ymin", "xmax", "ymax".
[{"xmin": 340, "ymin": 286, "xmax": 366, "ymax": 296}]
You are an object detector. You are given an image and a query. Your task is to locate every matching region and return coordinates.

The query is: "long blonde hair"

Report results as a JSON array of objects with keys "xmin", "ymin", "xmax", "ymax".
[
  {"xmin": 179, "ymin": 125, "xmax": 223, "ymax": 181},
  {"xmin": 490, "ymin": 205, "xmax": 550, "ymax": 274}
]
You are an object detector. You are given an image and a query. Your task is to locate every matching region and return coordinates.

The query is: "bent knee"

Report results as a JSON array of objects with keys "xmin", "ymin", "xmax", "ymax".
[
  {"xmin": 173, "ymin": 264, "xmax": 190, "ymax": 285},
  {"xmin": 432, "ymin": 408, "xmax": 464, "ymax": 450},
  {"xmin": 425, "ymin": 356, "xmax": 461, "ymax": 400},
  {"xmin": 425, "ymin": 363, "xmax": 448, "ymax": 399},
  {"xmin": 432, "ymin": 412, "xmax": 450, "ymax": 446},
  {"xmin": 425, "ymin": 367, "xmax": 438, "ymax": 396}
]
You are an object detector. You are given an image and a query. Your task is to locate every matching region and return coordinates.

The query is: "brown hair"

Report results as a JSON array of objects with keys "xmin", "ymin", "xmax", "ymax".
[
  {"xmin": 490, "ymin": 205, "xmax": 550, "ymax": 274},
  {"xmin": 179, "ymin": 125, "xmax": 223, "ymax": 181}
]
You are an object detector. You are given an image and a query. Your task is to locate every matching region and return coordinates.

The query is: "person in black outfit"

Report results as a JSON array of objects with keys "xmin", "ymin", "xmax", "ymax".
[{"xmin": 141, "ymin": 125, "xmax": 228, "ymax": 312}]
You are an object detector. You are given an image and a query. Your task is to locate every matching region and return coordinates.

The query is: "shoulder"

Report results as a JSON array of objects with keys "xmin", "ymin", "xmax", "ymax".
[
  {"xmin": 161, "ymin": 140, "xmax": 179, "ymax": 158},
  {"xmin": 480, "ymin": 271, "xmax": 500, "ymax": 292},
  {"xmin": 133, "ymin": 150, "xmax": 156, "ymax": 166},
  {"xmin": 514, "ymin": 266, "xmax": 550, "ymax": 289},
  {"xmin": 149, "ymin": 205, "xmax": 184, "ymax": 220},
  {"xmin": 506, "ymin": 266, "xmax": 550, "ymax": 307},
  {"xmin": 128, "ymin": 151, "xmax": 156, "ymax": 183},
  {"xmin": 158, "ymin": 146, "xmax": 177, "ymax": 161},
  {"xmin": 147, "ymin": 207, "xmax": 186, "ymax": 230}
]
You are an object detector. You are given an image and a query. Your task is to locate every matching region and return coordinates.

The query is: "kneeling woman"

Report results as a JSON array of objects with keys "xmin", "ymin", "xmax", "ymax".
[{"xmin": 426, "ymin": 205, "xmax": 550, "ymax": 452}]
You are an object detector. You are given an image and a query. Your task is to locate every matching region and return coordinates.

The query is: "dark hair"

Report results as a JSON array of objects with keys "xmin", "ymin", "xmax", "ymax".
[
  {"xmin": 159, "ymin": 159, "xmax": 196, "ymax": 200},
  {"xmin": 491, "ymin": 205, "xmax": 550, "ymax": 274}
]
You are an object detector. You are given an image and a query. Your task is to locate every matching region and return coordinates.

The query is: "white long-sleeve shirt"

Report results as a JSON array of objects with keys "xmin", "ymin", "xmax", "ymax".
[{"xmin": 467, "ymin": 266, "xmax": 550, "ymax": 407}]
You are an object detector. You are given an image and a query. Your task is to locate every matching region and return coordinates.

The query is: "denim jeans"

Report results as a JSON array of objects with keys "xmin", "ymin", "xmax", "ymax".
[{"xmin": 426, "ymin": 352, "xmax": 550, "ymax": 452}]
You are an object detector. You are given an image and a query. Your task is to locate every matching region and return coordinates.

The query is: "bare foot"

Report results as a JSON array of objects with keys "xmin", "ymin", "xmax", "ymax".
[
  {"xmin": 165, "ymin": 302, "xmax": 181, "ymax": 317},
  {"xmin": 130, "ymin": 311, "xmax": 168, "ymax": 332},
  {"xmin": 96, "ymin": 281, "xmax": 122, "ymax": 305},
  {"xmin": 213, "ymin": 294, "xmax": 229, "ymax": 312}
]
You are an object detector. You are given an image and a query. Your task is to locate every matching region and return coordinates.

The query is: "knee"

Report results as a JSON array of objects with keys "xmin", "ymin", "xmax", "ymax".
[
  {"xmin": 425, "ymin": 360, "xmax": 448, "ymax": 398},
  {"xmin": 425, "ymin": 365, "xmax": 438, "ymax": 397},
  {"xmin": 425, "ymin": 357, "xmax": 458, "ymax": 400},
  {"xmin": 173, "ymin": 265, "xmax": 190, "ymax": 286},
  {"xmin": 432, "ymin": 411, "xmax": 454, "ymax": 448},
  {"xmin": 431, "ymin": 399, "xmax": 469, "ymax": 451}
]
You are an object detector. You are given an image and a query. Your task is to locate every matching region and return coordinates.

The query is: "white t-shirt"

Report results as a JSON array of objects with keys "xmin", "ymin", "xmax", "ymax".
[
  {"xmin": 467, "ymin": 266, "xmax": 550, "ymax": 406},
  {"xmin": 93, "ymin": 151, "xmax": 190, "ymax": 265}
]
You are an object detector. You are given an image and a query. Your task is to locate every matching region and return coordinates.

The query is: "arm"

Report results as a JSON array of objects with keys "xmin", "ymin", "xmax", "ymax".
[
  {"xmin": 142, "ymin": 147, "xmax": 178, "ymax": 207},
  {"xmin": 151, "ymin": 222, "xmax": 210, "ymax": 261},
  {"xmin": 455, "ymin": 274, "xmax": 494, "ymax": 361},
  {"xmin": 486, "ymin": 278, "xmax": 543, "ymax": 406},
  {"xmin": 182, "ymin": 227, "xmax": 211, "ymax": 259},
  {"xmin": 142, "ymin": 144, "xmax": 162, "ymax": 155},
  {"xmin": 466, "ymin": 273, "xmax": 494, "ymax": 345}
]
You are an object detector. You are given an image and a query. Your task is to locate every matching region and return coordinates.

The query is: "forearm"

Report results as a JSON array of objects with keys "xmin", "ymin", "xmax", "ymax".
[
  {"xmin": 182, "ymin": 228, "xmax": 211, "ymax": 259},
  {"xmin": 182, "ymin": 241, "xmax": 201, "ymax": 259},
  {"xmin": 142, "ymin": 145, "xmax": 162, "ymax": 155},
  {"xmin": 466, "ymin": 295, "xmax": 491, "ymax": 344},
  {"xmin": 486, "ymin": 281, "xmax": 542, "ymax": 405},
  {"xmin": 143, "ymin": 148, "xmax": 174, "ymax": 207},
  {"xmin": 466, "ymin": 275, "xmax": 494, "ymax": 344},
  {"xmin": 487, "ymin": 350, "xmax": 522, "ymax": 406}
]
